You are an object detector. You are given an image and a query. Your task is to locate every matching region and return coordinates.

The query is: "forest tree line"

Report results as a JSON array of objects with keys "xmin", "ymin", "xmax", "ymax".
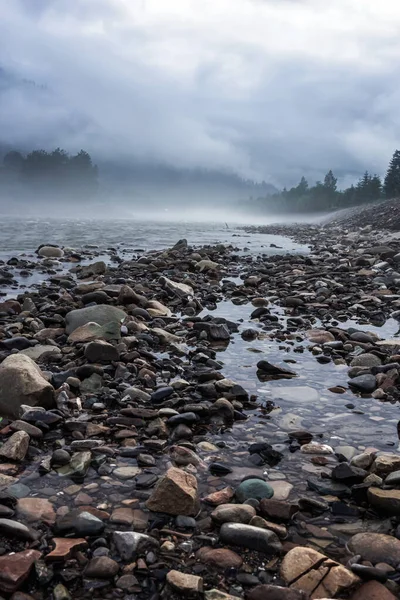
[
  {"xmin": 255, "ymin": 149, "xmax": 400, "ymax": 213},
  {"xmin": 1, "ymin": 147, "xmax": 400, "ymax": 211},
  {"xmin": 0, "ymin": 148, "xmax": 98, "ymax": 198}
]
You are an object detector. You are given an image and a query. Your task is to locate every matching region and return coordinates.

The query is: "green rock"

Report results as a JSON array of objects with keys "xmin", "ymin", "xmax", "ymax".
[
  {"xmin": 235, "ymin": 479, "xmax": 274, "ymax": 502},
  {"xmin": 65, "ymin": 305, "xmax": 126, "ymax": 334},
  {"xmin": 57, "ymin": 451, "xmax": 91, "ymax": 478}
]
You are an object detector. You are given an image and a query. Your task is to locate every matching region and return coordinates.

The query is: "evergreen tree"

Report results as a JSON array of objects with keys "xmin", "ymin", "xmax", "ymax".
[
  {"xmin": 384, "ymin": 150, "xmax": 400, "ymax": 198},
  {"xmin": 323, "ymin": 170, "xmax": 337, "ymax": 192}
]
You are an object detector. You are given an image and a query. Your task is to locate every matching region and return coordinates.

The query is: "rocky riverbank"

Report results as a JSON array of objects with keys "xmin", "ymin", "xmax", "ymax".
[{"xmin": 0, "ymin": 226, "xmax": 400, "ymax": 600}]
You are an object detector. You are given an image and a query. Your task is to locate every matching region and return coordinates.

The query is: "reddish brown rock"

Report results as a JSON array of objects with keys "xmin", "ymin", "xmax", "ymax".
[
  {"xmin": 146, "ymin": 467, "xmax": 199, "ymax": 516},
  {"xmin": 202, "ymin": 487, "xmax": 234, "ymax": 506},
  {"xmin": 0, "ymin": 550, "xmax": 41, "ymax": 593},
  {"xmin": 76, "ymin": 506, "xmax": 110, "ymax": 519},
  {"xmin": 110, "ymin": 507, "xmax": 135, "ymax": 525},
  {"xmin": 281, "ymin": 546, "xmax": 360, "ymax": 598},
  {"xmin": 17, "ymin": 498, "xmax": 56, "ymax": 525},
  {"xmin": 259, "ymin": 499, "xmax": 299, "ymax": 521},
  {"xmin": 196, "ymin": 547, "xmax": 243, "ymax": 569},
  {"xmin": 167, "ymin": 570, "xmax": 203, "ymax": 594},
  {"xmin": 46, "ymin": 538, "xmax": 88, "ymax": 561},
  {"xmin": 351, "ymin": 581, "xmax": 396, "ymax": 600}
]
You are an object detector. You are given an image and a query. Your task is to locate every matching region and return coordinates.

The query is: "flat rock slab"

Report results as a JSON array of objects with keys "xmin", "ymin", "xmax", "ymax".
[
  {"xmin": 46, "ymin": 538, "xmax": 88, "ymax": 561},
  {"xmin": 16, "ymin": 498, "xmax": 55, "ymax": 525}
]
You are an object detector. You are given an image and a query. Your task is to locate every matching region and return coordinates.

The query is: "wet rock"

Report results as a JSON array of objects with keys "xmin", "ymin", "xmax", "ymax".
[
  {"xmin": 368, "ymin": 487, "xmax": 400, "ymax": 515},
  {"xmin": 0, "ymin": 518, "xmax": 37, "ymax": 541},
  {"xmin": 350, "ymin": 564, "xmax": 388, "ymax": 582},
  {"xmin": 0, "ymin": 431, "xmax": 29, "ymax": 461},
  {"xmin": 247, "ymin": 585, "xmax": 308, "ymax": 600},
  {"xmin": 84, "ymin": 340, "xmax": 119, "ymax": 363},
  {"xmin": 57, "ymin": 451, "xmax": 91, "ymax": 478},
  {"xmin": 307, "ymin": 476, "xmax": 350, "ymax": 498},
  {"xmin": 85, "ymin": 557, "xmax": 119, "ymax": 578},
  {"xmin": 38, "ymin": 246, "xmax": 63, "ymax": 258},
  {"xmin": 51, "ymin": 449, "xmax": 71, "ymax": 466},
  {"xmin": 281, "ymin": 546, "xmax": 360, "ymax": 598},
  {"xmin": 211, "ymin": 503, "xmax": 256, "ymax": 524},
  {"xmin": 166, "ymin": 570, "xmax": 203, "ymax": 595},
  {"xmin": 68, "ymin": 321, "xmax": 121, "ymax": 343},
  {"xmin": 306, "ymin": 329, "xmax": 335, "ymax": 344},
  {"xmin": 9, "ymin": 420, "xmax": 42, "ymax": 438},
  {"xmin": 78, "ymin": 261, "xmax": 106, "ymax": 278},
  {"xmin": 332, "ymin": 462, "xmax": 367, "ymax": 484},
  {"xmin": 0, "ymin": 549, "xmax": 41, "ymax": 593},
  {"xmin": 16, "ymin": 498, "xmax": 55, "ymax": 525},
  {"xmin": 249, "ymin": 516, "xmax": 287, "ymax": 539},
  {"xmin": 372, "ymin": 453, "xmax": 400, "ymax": 476},
  {"xmin": 146, "ymin": 467, "xmax": 199, "ymax": 516},
  {"xmin": 208, "ymin": 462, "xmax": 232, "ymax": 475},
  {"xmin": 204, "ymin": 591, "xmax": 238, "ymax": 600},
  {"xmin": 113, "ymin": 531, "xmax": 159, "ymax": 560},
  {"xmin": 348, "ymin": 533, "xmax": 400, "ymax": 567},
  {"xmin": 196, "ymin": 547, "xmax": 242, "ymax": 569},
  {"xmin": 21, "ymin": 345, "xmax": 61, "ymax": 361},
  {"xmin": 351, "ymin": 452, "xmax": 376, "ymax": 470},
  {"xmin": 45, "ymin": 538, "xmax": 88, "ymax": 561},
  {"xmin": 300, "ymin": 442, "xmax": 333, "ymax": 455},
  {"xmin": 351, "ymin": 581, "xmax": 397, "ymax": 600},
  {"xmin": 65, "ymin": 305, "xmax": 126, "ymax": 334},
  {"xmin": 235, "ymin": 478, "xmax": 274, "ymax": 502},
  {"xmin": 219, "ymin": 523, "xmax": 282, "ymax": 554},
  {"xmin": 53, "ymin": 584, "xmax": 71, "ymax": 600},
  {"xmin": 0, "ymin": 354, "xmax": 54, "ymax": 418},
  {"xmin": 55, "ymin": 510, "xmax": 105, "ymax": 536},
  {"xmin": 259, "ymin": 499, "xmax": 299, "ymax": 521},
  {"xmin": 151, "ymin": 386, "xmax": 174, "ymax": 404},
  {"xmin": 348, "ymin": 374, "xmax": 376, "ymax": 393},
  {"xmin": 202, "ymin": 487, "xmax": 234, "ymax": 506},
  {"xmin": 160, "ymin": 276, "xmax": 194, "ymax": 298},
  {"xmin": 350, "ymin": 353, "xmax": 382, "ymax": 368},
  {"xmin": 257, "ymin": 360, "xmax": 297, "ymax": 379}
]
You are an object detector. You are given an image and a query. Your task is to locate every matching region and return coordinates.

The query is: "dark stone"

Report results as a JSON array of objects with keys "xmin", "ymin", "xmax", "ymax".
[
  {"xmin": 307, "ymin": 476, "xmax": 350, "ymax": 498},
  {"xmin": 208, "ymin": 463, "xmax": 233, "ymax": 475},
  {"xmin": 151, "ymin": 387, "xmax": 174, "ymax": 404},
  {"xmin": 350, "ymin": 564, "xmax": 388, "ymax": 583},
  {"xmin": 348, "ymin": 374, "xmax": 376, "ymax": 393},
  {"xmin": 331, "ymin": 463, "xmax": 367, "ymax": 484}
]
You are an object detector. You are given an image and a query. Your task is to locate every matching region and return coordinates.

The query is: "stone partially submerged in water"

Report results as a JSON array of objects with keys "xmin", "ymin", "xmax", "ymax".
[{"xmin": 257, "ymin": 360, "xmax": 297, "ymax": 380}]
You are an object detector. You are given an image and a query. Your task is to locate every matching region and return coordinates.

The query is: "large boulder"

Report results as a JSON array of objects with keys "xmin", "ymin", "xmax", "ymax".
[
  {"xmin": 146, "ymin": 467, "xmax": 199, "ymax": 516},
  {"xmin": 0, "ymin": 355, "xmax": 54, "ymax": 418},
  {"xmin": 348, "ymin": 533, "xmax": 400, "ymax": 567},
  {"xmin": 281, "ymin": 546, "xmax": 360, "ymax": 598},
  {"xmin": 68, "ymin": 321, "xmax": 121, "ymax": 343},
  {"xmin": 37, "ymin": 246, "xmax": 63, "ymax": 258},
  {"xmin": 65, "ymin": 305, "xmax": 126, "ymax": 334}
]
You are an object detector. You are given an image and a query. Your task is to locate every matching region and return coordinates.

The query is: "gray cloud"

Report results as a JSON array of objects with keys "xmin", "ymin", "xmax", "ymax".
[{"xmin": 1, "ymin": 0, "xmax": 400, "ymax": 187}]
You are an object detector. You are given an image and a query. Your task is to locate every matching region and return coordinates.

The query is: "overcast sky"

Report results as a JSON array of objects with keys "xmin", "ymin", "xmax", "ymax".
[{"xmin": 1, "ymin": 0, "xmax": 400, "ymax": 187}]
